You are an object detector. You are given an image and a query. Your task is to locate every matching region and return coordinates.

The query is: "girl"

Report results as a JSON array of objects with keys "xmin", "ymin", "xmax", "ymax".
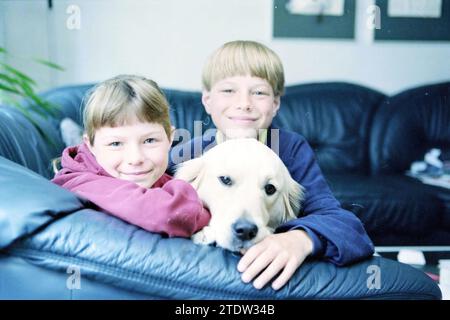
[{"xmin": 52, "ymin": 75, "xmax": 210, "ymax": 237}]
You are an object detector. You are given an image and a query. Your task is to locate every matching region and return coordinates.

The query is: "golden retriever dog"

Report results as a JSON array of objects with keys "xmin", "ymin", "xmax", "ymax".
[{"xmin": 175, "ymin": 138, "xmax": 305, "ymax": 252}]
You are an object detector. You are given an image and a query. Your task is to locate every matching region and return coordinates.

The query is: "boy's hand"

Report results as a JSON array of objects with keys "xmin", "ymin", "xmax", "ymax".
[{"xmin": 237, "ymin": 229, "xmax": 313, "ymax": 290}]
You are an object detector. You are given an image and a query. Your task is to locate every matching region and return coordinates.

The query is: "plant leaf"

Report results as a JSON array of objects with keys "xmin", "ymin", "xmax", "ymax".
[
  {"xmin": 19, "ymin": 81, "xmax": 59, "ymax": 116},
  {"xmin": 0, "ymin": 50, "xmax": 61, "ymax": 145},
  {"xmin": 0, "ymin": 63, "xmax": 36, "ymax": 85},
  {"xmin": 0, "ymin": 83, "xmax": 21, "ymax": 94},
  {"xmin": 34, "ymin": 58, "xmax": 65, "ymax": 71},
  {"xmin": 0, "ymin": 72, "xmax": 21, "ymax": 85}
]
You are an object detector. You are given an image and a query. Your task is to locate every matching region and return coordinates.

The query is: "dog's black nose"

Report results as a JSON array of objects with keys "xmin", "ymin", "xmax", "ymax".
[{"xmin": 232, "ymin": 219, "xmax": 258, "ymax": 241}]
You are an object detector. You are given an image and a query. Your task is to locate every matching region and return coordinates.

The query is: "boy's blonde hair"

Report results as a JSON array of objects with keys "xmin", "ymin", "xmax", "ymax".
[
  {"xmin": 202, "ymin": 40, "xmax": 285, "ymax": 96},
  {"xmin": 83, "ymin": 75, "xmax": 171, "ymax": 145}
]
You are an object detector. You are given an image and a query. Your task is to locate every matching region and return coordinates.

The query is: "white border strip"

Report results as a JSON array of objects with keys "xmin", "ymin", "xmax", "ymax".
[{"xmin": 375, "ymin": 246, "xmax": 450, "ymax": 252}]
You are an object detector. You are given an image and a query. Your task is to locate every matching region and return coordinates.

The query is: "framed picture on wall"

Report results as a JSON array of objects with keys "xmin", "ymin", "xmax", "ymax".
[
  {"xmin": 375, "ymin": 0, "xmax": 450, "ymax": 41},
  {"xmin": 273, "ymin": 0, "xmax": 356, "ymax": 39}
]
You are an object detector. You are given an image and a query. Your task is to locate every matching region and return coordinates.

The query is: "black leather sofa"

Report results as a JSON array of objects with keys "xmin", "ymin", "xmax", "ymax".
[
  {"xmin": 0, "ymin": 81, "xmax": 446, "ymax": 299},
  {"xmin": 275, "ymin": 82, "xmax": 450, "ymax": 246}
]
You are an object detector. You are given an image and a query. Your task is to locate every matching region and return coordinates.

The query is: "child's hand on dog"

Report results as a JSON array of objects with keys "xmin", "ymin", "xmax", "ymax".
[{"xmin": 237, "ymin": 229, "xmax": 313, "ymax": 290}]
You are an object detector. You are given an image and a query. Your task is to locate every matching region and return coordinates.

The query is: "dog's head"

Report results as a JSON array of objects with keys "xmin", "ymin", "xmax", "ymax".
[{"xmin": 175, "ymin": 138, "xmax": 304, "ymax": 252}]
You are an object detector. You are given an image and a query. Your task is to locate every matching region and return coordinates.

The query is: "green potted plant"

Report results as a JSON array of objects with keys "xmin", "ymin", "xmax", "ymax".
[{"xmin": 0, "ymin": 46, "xmax": 64, "ymax": 129}]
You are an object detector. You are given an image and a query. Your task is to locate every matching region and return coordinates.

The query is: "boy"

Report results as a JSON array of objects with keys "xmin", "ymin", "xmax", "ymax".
[{"xmin": 169, "ymin": 41, "xmax": 374, "ymax": 290}]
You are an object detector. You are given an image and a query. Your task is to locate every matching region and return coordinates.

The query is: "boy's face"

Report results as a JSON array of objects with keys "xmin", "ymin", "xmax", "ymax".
[
  {"xmin": 85, "ymin": 121, "xmax": 172, "ymax": 188},
  {"xmin": 202, "ymin": 75, "xmax": 280, "ymax": 139}
]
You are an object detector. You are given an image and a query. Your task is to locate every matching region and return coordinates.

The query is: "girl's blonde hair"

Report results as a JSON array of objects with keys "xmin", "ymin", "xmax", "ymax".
[
  {"xmin": 202, "ymin": 40, "xmax": 285, "ymax": 96},
  {"xmin": 83, "ymin": 75, "xmax": 171, "ymax": 145}
]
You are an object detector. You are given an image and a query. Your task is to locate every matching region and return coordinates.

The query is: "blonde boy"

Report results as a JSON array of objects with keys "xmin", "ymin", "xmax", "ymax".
[{"xmin": 170, "ymin": 41, "xmax": 374, "ymax": 290}]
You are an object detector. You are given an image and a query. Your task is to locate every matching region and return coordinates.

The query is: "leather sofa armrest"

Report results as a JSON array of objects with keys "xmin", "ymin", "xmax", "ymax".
[
  {"xmin": 0, "ymin": 156, "xmax": 441, "ymax": 300},
  {"xmin": 8, "ymin": 208, "xmax": 442, "ymax": 299},
  {"xmin": 0, "ymin": 156, "xmax": 87, "ymax": 249}
]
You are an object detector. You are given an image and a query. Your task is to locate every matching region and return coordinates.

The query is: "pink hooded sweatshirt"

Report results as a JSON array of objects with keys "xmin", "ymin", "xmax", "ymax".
[{"xmin": 52, "ymin": 143, "xmax": 210, "ymax": 238}]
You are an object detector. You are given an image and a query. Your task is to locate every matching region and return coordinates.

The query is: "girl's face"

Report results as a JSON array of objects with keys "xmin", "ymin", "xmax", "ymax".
[
  {"xmin": 85, "ymin": 121, "xmax": 172, "ymax": 188},
  {"xmin": 202, "ymin": 75, "xmax": 280, "ymax": 139}
]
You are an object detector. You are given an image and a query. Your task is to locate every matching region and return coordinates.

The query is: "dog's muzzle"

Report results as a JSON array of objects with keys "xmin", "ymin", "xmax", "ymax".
[{"xmin": 232, "ymin": 218, "xmax": 258, "ymax": 241}]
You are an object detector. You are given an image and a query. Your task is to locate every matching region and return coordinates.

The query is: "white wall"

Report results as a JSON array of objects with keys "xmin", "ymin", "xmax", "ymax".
[
  {"xmin": 1, "ymin": 0, "xmax": 450, "ymax": 95},
  {"xmin": 0, "ymin": 3, "xmax": 5, "ymax": 63},
  {"xmin": 0, "ymin": 4, "xmax": 4, "ymax": 49}
]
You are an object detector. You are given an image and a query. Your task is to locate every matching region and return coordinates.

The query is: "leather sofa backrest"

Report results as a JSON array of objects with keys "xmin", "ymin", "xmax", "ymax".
[
  {"xmin": 0, "ymin": 106, "xmax": 63, "ymax": 179},
  {"xmin": 274, "ymin": 82, "xmax": 385, "ymax": 174},
  {"xmin": 39, "ymin": 84, "xmax": 94, "ymax": 126},
  {"xmin": 371, "ymin": 82, "xmax": 450, "ymax": 174},
  {"xmin": 163, "ymin": 89, "xmax": 215, "ymax": 146},
  {"xmin": 0, "ymin": 84, "xmax": 95, "ymax": 178},
  {"xmin": 163, "ymin": 83, "xmax": 385, "ymax": 175},
  {"xmin": 2, "ymin": 81, "xmax": 448, "ymax": 178}
]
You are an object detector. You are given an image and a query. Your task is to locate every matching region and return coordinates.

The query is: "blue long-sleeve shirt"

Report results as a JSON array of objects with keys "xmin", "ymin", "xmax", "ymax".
[{"xmin": 168, "ymin": 127, "xmax": 374, "ymax": 266}]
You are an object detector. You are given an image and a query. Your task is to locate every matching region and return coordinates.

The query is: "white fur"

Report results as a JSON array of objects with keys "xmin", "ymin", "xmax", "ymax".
[{"xmin": 175, "ymin": 138, "xmax": 305, "ymax": 252}]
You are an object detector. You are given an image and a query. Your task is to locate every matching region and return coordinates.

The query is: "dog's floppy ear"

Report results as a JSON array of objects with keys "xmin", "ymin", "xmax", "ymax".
[
  {"xmin": 282, "ymin": 172, "xmax": 305, "ymax": 222},
  {"xmin": 174, "ymin": 157, "xmax": 204, "ymax": 190}
]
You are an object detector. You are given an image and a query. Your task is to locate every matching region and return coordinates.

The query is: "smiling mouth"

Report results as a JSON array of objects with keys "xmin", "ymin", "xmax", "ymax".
[
  {"xmin": 229, "ymin": 116, "xmax": 257, "ymax": 123},
  {"xmin": 121, "ymin": 170, "xmax": 152, "ymax": 176}
]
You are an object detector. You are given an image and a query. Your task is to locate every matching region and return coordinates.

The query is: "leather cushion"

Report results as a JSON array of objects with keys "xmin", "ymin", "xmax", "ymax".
[
  {"xmin": 371, "ymin": 82, "xmax": 450, "ymax": 174},
  {"xmin": 326, "ymin": 174, "xmax": 447, "ymax": 239},
  {"xmin": 0, "ymin": 156, "xmax": 86, "ymax": 249},
  {"xmin": 273, "ymin": 82, "xmax": 385, "ymax": 174}
]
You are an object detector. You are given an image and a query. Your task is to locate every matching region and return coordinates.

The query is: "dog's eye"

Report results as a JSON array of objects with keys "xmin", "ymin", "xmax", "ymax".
[
  {"xmin": 264, "ymin": 184, "xmax": 277, "ymax": 195},
  {"xmin": 219, "ymin": 176, "xmax": 233, "ymax": 186}
]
